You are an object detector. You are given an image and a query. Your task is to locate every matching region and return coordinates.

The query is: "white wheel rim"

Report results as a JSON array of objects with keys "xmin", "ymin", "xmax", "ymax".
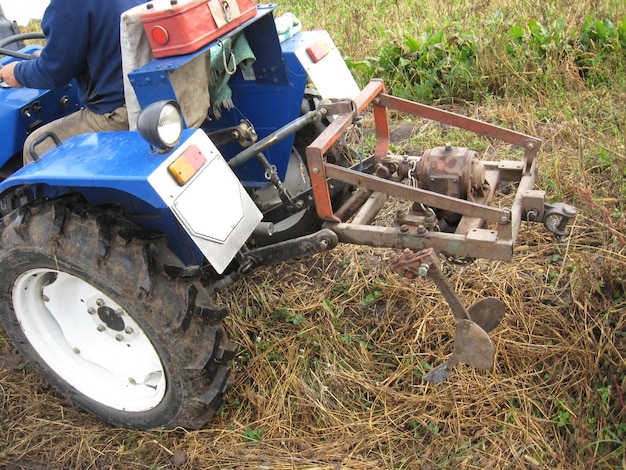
[{"xmin": 13, "ymin": 268, "xmax": 167, "ymax": 412}]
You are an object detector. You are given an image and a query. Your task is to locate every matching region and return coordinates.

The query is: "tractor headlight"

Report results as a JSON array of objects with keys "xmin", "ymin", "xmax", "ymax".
[{"xmin": 137, "ymin": 100, "xmax": 183, "ymax": 152}]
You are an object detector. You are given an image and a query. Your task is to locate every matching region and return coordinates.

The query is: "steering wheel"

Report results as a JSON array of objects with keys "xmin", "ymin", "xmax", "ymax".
[{"xmin": 0, "ymin": 32, "xmax": 45, "ymax": 60}]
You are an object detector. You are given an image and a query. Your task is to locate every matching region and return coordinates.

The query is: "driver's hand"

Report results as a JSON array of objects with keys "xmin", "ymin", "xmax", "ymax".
[{"xmin": 0, "ymin": 62, "xmax": 23, "ymax": 88}]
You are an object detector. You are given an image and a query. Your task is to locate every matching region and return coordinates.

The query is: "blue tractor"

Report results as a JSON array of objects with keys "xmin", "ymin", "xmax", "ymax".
[{"xmin": 0, "ymin": 2, "xmax": 575, "ymax": 429}]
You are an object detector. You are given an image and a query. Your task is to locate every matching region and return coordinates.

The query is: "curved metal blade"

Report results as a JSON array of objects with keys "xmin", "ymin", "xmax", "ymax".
[
  {"xmin": 422, "ymin": 362, "xmax": 452, "ymax": 384},
  {"xmin": 452, "ymin": 319, "xmax": 494, "ymax": 370},
  {"xmin": 423, "ymin": 319, "xmax": 494, "ymax": 384},
  {"xmin": 466, "ymin": 297, "xmax": 506, "ymax": 333}
]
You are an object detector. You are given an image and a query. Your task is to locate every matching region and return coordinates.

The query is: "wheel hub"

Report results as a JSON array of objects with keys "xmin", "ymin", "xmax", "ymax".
[{"xmin": 96, "ymin": 304, "xmax": 125, "ymax": 331}]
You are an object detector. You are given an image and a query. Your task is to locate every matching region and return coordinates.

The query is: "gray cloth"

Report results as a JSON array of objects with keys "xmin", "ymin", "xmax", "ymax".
[{"xmin": 120, "ymin": 3, "xmax": 210, "ymax": 130}]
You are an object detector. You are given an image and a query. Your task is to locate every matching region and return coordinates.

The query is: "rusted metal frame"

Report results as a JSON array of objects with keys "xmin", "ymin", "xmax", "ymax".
[
  {"xmin": 351, "ymin": 192, "xmax": 388, "ymax": 225},
  {"xmin": 324, "ymin": 222, "xmax": 514, "ymax": 261},
  {"xmin": 374, "ymin": 93, "xmax": 541, "ymax": 173},
  {"xmin": 306, "ymin": 114, "xmax": 355, "ymax": 221},
  {"xmin": 355, "ymin": 79, "xmax": 386, "ymax": 113},
  {"xmin": 306, "ymin": 80, "xmax": 386, "ymax": 222},
  {"xmin": 502, "ymin": 157, "xmax": 538, "ymax": 243},
  {"xmin": 353, "ymin": 79, "xmax": 389, "ymax": 160},
  {"xmin": 325, "ymin": 163, "xmax": 506, "ymax": 224},
  {"xmin": 453, "ymin": 160, "xmax": 516, "ymax": 234}
]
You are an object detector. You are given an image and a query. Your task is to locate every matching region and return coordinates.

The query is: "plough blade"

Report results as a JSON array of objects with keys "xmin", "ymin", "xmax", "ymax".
[
  {"xmin": 467, "ymin": 297, "xmax": 506, "ymax": 333},
  {"xmin": 423, "ymin": 319, "xmax": 494, "ymax": 384},
  {"xmin": 390, "ymin": 248, "xmax": 504, "ymax": 384}
]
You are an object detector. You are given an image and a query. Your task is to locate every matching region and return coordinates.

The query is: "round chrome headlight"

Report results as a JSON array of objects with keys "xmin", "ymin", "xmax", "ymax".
[{"xmin": 137, "ymin": 100, "xmax": 183, "ymax": 151}]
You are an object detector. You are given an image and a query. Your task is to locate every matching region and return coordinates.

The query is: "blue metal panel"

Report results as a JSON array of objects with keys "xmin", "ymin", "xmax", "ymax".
[
  {"xmin": 0, "ymin": 129, "xmax": 205, "ymax": 265},
  {"xmin": 0, "ymin": 130, "xmax": 173, "ymax": 205},
  {"xmin": 201, "ymin": 14, "xmax": 309, "ymax": 186},
  {"xmin": 128, "ymin": 4, "xmax": 306, "ymax": 187},
  {"xmin": 0, "ymin": 46, "xmax": 81, "ymax": 167}
]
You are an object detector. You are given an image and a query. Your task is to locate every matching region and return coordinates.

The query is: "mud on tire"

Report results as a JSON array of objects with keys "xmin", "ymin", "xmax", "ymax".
[{"xmin": 0, "ymin": 196, "xmax": 236, "ymax": 429}]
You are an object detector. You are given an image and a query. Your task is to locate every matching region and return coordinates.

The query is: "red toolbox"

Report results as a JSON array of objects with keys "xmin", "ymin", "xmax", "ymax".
[{"xmin": 140, "ymin": 0, "xmax": 257, "ymax": 58}]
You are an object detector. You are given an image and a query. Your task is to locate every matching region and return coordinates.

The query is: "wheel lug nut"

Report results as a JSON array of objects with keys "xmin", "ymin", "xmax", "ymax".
[
  {"xmin": 88, "ymin": 307, "xmax": 96, "ymax": 315},
  {"xmin": 124, "ymin": 327, "xmax": 134, "ymax": 334},
  {"xmin": 96, "ymin": 298, "xmax": 105, "ymax": 307},
  {"xmin": 115, "ymin": 334, "xmax": 124, "ymax": 342},
  {"xmin": 97, "ymin": 324, "xmax": 106, "ymax": 332}
]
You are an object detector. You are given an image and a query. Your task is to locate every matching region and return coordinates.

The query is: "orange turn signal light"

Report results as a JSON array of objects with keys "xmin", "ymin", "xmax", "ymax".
[
  {"xmin": 168, "ymin": 145, "xmax": 207, "ymax": 185},
  {"xmin": 306, "ymin": 39, "xmax": 331, "ymax": 63}
]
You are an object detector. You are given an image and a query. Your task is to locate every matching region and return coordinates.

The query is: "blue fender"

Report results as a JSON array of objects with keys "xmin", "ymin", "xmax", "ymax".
[{"xmin": 0, "ymin": 128, "xmax": 205, "ymax": 265}]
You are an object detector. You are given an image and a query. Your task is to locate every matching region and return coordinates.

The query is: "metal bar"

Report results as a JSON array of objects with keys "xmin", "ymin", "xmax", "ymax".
[
  {"xmin": 428, "ymin": 269, "xmax": 471, "ymax": 321},
  {"xmin": 325, "ymin": 222, "xmax": 514, "ymax": 261},
  {"xmin": 505, "ymin": 157, "xmax": 538, "ymax": 242},
  {"xmin": 375, "ymin": 93, "xmax": 541, "ymax": 172},
  {"xmin": 325, "ymin": 163, "xmax": 506, "ymax": 223},
  {"xmin": 306, "ymin": 114, "xmax": 355, "ymax": 222},
  {"xmin": 334, "ymin": 188, "xmax": 373, "ymax": 221},
  {"xmin": 229, "ymin": 110, "xmax": 321, "ymax": 168},
  {"xmin": 368, "ymin": 80, "xmax": 390, "ymax": 159},
  {"xmin": 351, "ymin": 192, "xmax": 388, "ymax": 225},
  {"xmin": 355, "ymin": 79, "xmax": 386, "ymax": 113}
]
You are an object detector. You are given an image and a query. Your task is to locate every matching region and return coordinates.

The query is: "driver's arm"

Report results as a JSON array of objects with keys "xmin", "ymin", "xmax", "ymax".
[{"xmin": 13, "ymin": 1, "xmax": 88, "ymax": 91}]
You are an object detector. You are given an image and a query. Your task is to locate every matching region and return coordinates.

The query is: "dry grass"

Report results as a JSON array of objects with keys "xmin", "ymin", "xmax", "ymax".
[
  {"xmin": 1, "ymin": 102, "xmax": 625, "ymax": 468},
  {"xmin": 1, "ymin": 224, "xmax": 624, "ymax": 469}
]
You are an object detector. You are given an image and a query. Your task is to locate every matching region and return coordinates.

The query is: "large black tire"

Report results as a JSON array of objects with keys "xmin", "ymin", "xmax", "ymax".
[{"xmin": 0, "ymin": 196, "xmax": 237, "ymax": 429}]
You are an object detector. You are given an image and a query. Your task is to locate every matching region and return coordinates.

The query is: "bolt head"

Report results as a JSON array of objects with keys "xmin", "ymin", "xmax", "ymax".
[{"xmin": 417, "ymin": 263, "xmax": 430, "ymax": 277}]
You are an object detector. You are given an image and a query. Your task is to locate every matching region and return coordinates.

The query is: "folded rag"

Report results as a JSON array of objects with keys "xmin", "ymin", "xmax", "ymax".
[
  {"xmin": 274, "ymin": 12, "xmax": 302, "ymax": 43},
  {"xmin": 208, "ymin": 33, "xmax": 256, "ymax": 119}
]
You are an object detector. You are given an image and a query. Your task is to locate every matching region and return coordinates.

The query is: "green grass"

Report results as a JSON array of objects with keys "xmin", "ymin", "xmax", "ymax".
[{"xmin": 279, "ymin": 0, "xmax": 625, "ymax": 101}]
